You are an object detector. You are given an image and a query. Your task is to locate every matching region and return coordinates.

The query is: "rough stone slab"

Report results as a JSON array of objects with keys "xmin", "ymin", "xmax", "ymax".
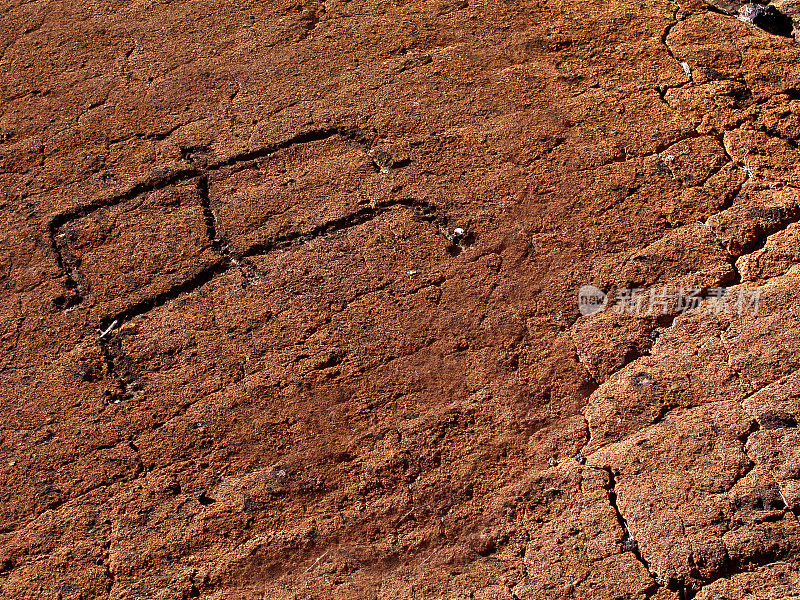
[
  {"xmin": 588, "ymin": 400, "xmax": 800, "ymax": 589},
  {"xmin": 207, "ymin": 136, "xmax": 397, "ymax": 255},
  {"xmin": 695, "ymin": 561, "xmax": 800, "ymax": 599},
  {"xmin": 56, "ymin": 181, "xmax": 218, "ymax": 320},
  {"xmin": 737, "ymin": 222, "xmax": 800, "ymax": 282},
  {"xmin": 706, "ymin": 182, "xmax": 800, "ymax": 256},
  {"xmin": 584, "ymin": 307, "xmax": 750, "ymax": 453}
]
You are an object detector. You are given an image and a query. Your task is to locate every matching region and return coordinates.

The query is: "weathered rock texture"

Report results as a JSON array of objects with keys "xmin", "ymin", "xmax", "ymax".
[{"xmin": 3, "ymin": 0, "xmax": 800, "ymax": 598}]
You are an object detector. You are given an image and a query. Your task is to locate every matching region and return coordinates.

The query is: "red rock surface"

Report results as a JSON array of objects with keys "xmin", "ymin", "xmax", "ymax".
[{"xmin": 3, "ymin": 0, "xmax": 800, "ymax": 598}]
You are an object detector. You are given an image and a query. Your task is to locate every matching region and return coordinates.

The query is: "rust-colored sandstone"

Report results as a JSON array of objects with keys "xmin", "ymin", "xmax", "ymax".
[{"xmin": 3, "ymin": 0, "xmax": 800, "ymax": 598}]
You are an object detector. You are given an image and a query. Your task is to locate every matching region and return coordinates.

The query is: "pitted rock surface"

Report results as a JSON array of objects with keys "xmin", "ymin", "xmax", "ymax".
[{"xmin": 4, "ymin": 0, "xmax": 800, "ymax": 598}]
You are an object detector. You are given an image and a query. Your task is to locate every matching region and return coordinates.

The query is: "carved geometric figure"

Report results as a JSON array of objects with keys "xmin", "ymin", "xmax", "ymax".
[
  {"xmin": 208, "ymin": 136, "xmax": 394, "ymax": 255},
  {"xmin": 56, "ymin": 181, "xmax": 219, "ymax": 320}
]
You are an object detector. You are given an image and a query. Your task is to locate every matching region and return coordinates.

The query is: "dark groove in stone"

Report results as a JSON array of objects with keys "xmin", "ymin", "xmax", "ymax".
[
  {"xmin": 602, "ymin": 467, "xmax": 659, "ymax": 594},
  {"xmin": 99, "ymin": 259, "xmax": 230, "ymax": 331}
]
